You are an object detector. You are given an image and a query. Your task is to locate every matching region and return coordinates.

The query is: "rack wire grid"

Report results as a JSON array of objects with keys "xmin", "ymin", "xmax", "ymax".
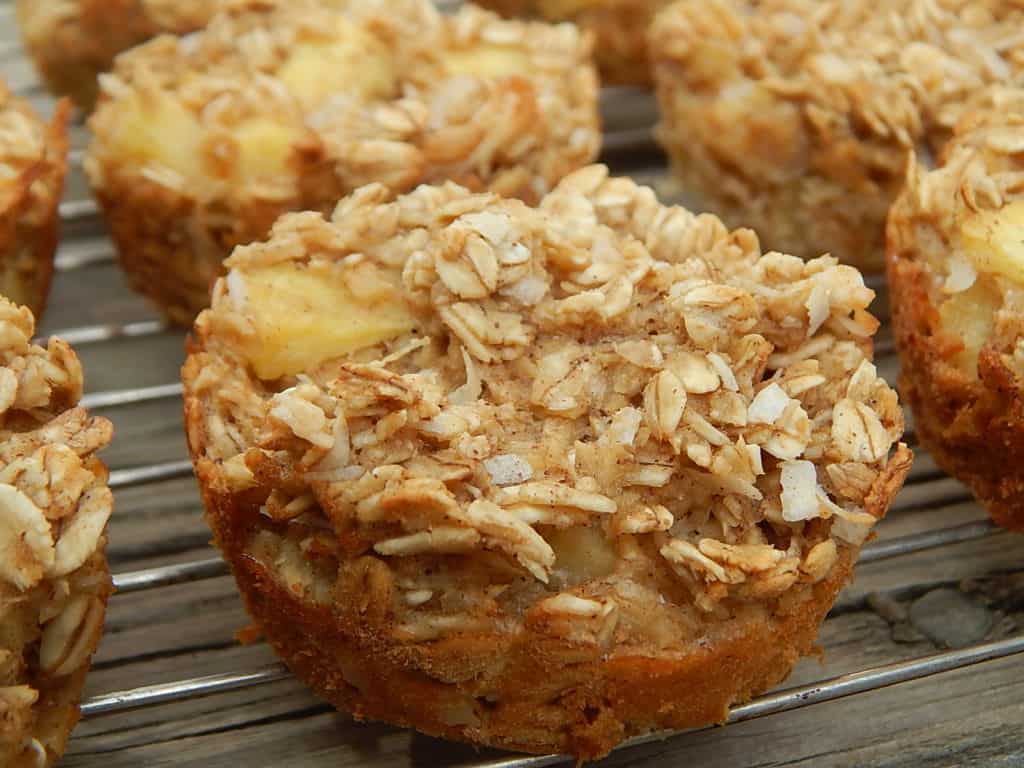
[{"xmin": 4, "ymin": 4, "xmax": 1024, "ymax": 767}]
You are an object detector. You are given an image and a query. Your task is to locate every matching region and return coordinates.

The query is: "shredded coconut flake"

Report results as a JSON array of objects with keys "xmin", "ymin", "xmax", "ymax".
[
  {"xmin": 831, "ymin": 513, "xmax": 873, "ymax": 544},
  {"xmin": 780, "ymin": 460, "xmax": 820, "ymax": 522},
  {"xmin": 483, "ymin": 454, "xmax": 534, "ymax": 486},
  {"xmin": 748, "ymin": 383, "xmax": 791, "ymax": 424}
]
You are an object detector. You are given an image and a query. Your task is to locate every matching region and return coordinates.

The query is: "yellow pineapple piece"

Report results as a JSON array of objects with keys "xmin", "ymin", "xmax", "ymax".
[
  {"xmin": 276, "ymin": 18, "xmax": 396, "ymax": 109},
  {"xmin": 443, "ymin": 45, "xmax": 532, "ymax": 78},
  {"xmin": 938, "ymin": 277, "xmax": 1000, "ymax": 376},
  {"xmin": 960, "ymin": 199, "xmax": 1024, "ymax": 285},
  {"xmin": 106, "ymin": 91, "xmax": 202, "ymax": 179},
  {"xmin": 232, "ymin": 117, "xmax": 298, "ymax": 182},
  {"xmin": 545, "ymin": 525, "xmax": 617, "ymax": 580},
  {"xmin": 237, "ymin": 261, "xmax": 417, "ymax": 380}
]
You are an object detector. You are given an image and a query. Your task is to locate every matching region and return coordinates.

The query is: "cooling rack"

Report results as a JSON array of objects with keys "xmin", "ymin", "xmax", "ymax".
[{"xmin": 4, "ymin": 4, "xmax": 1024, "ymax": 766}]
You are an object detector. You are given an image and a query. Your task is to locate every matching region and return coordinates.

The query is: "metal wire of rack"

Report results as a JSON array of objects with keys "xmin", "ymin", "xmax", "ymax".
[{"xmin": 4, "ymin": 4, "xmax": 1024, "ymax": 766}]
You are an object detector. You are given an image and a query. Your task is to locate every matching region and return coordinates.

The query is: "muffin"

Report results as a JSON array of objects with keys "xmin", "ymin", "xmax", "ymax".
[
  {"xmin": 476, "ymin": 0, "xmax": 672, "ymax": 85},
  {"xmin": 0, "ymin": 298, "xmax": 114, "ymax": 767},
  {"xmin": 0, "ymin": 83, "xmax": 69, "ymax": 319},
  {"xmin": 182, "ymin": 165, "xmax": 911, "ymax": 759},
  {"xmin": 16, "ymin": 0, "xmax": 216, "ymax": 111},
  {"xmin": 650, "ymin": 0, "xmax": 1024, "ymax": 272},
  {"xmin": 84, "ymin": 0, "xmax": 600, "ymax": 326},
  {"xmin": 888, "ymin": 88, "xmax": 1024, "ymax": 531}
]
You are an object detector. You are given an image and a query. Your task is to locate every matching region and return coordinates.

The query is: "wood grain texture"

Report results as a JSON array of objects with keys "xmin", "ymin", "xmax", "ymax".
[{"xmin": 2, "ymin": 8, "xmax": 1023, "ymax": 766}]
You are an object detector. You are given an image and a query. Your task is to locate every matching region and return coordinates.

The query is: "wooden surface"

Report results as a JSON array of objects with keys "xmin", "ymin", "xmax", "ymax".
[{"xmin": 3, "ymin": 5, "xmax": 1024, "ymax": 766}]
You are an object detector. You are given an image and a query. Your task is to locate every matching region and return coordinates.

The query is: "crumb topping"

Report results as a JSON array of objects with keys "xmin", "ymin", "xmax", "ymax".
[{"xmin": 187, "ymin": 166, "xmax": 907, "ymax": 647}]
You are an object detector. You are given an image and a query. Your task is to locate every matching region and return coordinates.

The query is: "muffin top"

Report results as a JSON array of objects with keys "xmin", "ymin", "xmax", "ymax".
[
  {"xmin": 187, "ymin": 165, "xmax": 908, "ymax": 646},
  {"xmin": 85, "ymin": 0, "xmax": 598, "ymax": 205},
  {"xmin": 652, "ymin": 0, "xmax": 1024, "ymax": 155},
  {"xmin": 0, "ymin": 298, "xmax": 113, "ymax": 765},
  {"xmin": 888, "ymin": 86, "xmax": 1024, "ymax": 378},
  {"xmin": 0, "ymin": 83, "xmax": 66, "ymax": 226}
]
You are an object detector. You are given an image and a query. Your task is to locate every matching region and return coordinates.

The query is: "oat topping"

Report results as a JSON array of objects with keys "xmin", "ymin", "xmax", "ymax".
[
  {"xmin": 0, "ymin": 298, "xmax": 113, "ymax": 767},
  {"xmin": 187, "ymin": 165, "xmax": 908, "ymax": 648}
]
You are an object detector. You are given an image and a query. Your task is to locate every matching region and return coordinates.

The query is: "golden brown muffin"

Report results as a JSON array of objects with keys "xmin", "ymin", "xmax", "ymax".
[
  {"xmin": 16, "ymin": 0, "xmax": 216, "ymax": 111},
  {"xmin": 0, "ymin": 83, "xmax": 68, "ymax": 319},
  {"xmin": 476, "ymin": 0, "xmax": 673, "ymax": 85},
  {"xmin": 85, "ymin": 0, "xmax": 600, "ymax": 326},
  {"xmin": 183, "ymin": 165, "xmax": 911, "ymax": 759},
  {"xmin": 650, "ymin": 0, "xmax": 1024, "ymax": 272},
  {"xmin": 888, "ymin": 87, "xmax": 1024, "ymax": 531},
  {"xmin": 0, "ymin": 297, "xmax": 114, "ymax": 767}
]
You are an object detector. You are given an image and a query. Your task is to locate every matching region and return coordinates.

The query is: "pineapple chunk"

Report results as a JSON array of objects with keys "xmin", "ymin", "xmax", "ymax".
[
  {"xmin": 237, "ymin": 261, "xmax": 416, "ymax": 380},
  {"xmin": 106, "ymin": 91, "xmax": 202, "ymax": 179},
  {"xmin": 106, "ymin": 97, "xmax": 300, "ymax": 183},
  {"xmin": 938, "ymin": 278, "xmax": 1000, "ymax": 376},
  {"xmin": 443, "ymin": 45, "xmax": 532, "ymax": 78},
  {"xmin": 960, "ymin": 199, "xmax": 1024, "ymax": 285},
  {"xmin": 545, "ymin": 525, "xmax": 617, "ymax": 581},
  {"xmin": 233, "ymin": 117, "xmax": 298, "ymax": 182},
  {"xmin": 276, "ymin": 18, "xmax": 396, "ymax": 109}
]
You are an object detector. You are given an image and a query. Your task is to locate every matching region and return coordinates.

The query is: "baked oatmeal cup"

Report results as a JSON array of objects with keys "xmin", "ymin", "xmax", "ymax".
[
  {"xmin": 888, "ymin": 88, "xmax": 1024, "ymax": 531},
  {"xmin": 16, "ymin": 0, "xmax": 216, "ymax": 112},
  {"xmin": 650, "ymin": 0, "xmax": 1024, "ymax": 272},
  {"xmin": 85, "ymin": 0, "xmax": 600, "ymax": 326},
  {"xmin": 0, "ymin": 298, "xmax": 114, "ymax": 767},
  {"xmin": 0, "ymin": 83, "xmax": 69, "ymax": 319},
  {"xmin": 183, "ymin": 165, "xmax": 911, "ymax": 759},
  {"xmin": 476, "ymin": 0, "xmax": 673, "ymax": 85}
]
